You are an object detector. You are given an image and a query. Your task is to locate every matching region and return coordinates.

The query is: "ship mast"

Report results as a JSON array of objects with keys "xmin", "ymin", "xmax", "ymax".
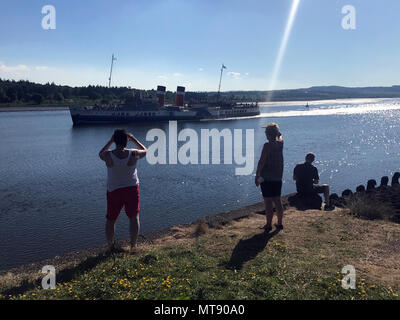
[
  {"xmin": 217, "ymin": 63, "xmax": 227, "ymax": 100},
  {"xmin": 108, "ymin": 54, "xmax": 116, "ymax": 88}
]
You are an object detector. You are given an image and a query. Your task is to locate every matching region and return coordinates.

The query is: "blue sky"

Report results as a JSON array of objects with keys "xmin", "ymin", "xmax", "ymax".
[{"xmin": 0, "ymin": 0, "xmax": 399, "ymax": 91}]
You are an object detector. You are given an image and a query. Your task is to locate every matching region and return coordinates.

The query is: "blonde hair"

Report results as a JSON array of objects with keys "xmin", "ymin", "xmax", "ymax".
[{"xmin": 265, "ymin": 122, "xmax": 280, "ymax": 138}]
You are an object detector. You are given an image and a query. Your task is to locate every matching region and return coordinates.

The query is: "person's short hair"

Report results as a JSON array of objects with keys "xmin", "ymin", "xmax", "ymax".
[
  {"xmin": 113, "ymin": 129, "xmax": 128, "ymax": 147},
  {"xmin": 305, "ymin": 152, "xmax": 315, "ymax": 162},
  {"xmin": 264, "ymin": 122, "xmax": 280, "ymax": 138}
]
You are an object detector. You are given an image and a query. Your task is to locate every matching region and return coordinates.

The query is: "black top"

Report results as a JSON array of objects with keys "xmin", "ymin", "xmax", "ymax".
[
  {"xmin": 293, "ymin": 162, "xmax": 319, "ymax": 195},
  {"xmin": 260, "ymin": 141, "xmax": 284, "ymax": 181}
]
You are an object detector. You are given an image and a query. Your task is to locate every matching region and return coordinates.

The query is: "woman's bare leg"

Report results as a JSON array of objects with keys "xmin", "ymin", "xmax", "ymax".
[
  {"xmin": 129, "ymin": 215, "xmax": 140, "ymax": 249},
  {"xmin": 263, "ymin": 197, "xmax": 274, "ymax": 228},
  {"xmin": 272, "ymin": 197, "xmax": 284, "ymax": 226},
  {"xmin": 106, "ymin": 219, "xmax": 116, "ymax": 248}
]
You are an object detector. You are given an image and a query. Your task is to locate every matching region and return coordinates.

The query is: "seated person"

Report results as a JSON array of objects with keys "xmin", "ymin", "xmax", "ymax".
[{"xmin": 293, "ymin": 152, "xmax": 333, "ymax": 209}]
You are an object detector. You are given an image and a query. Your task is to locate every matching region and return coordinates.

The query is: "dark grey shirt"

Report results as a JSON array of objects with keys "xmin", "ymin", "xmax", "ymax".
[{"xmin": 294, "ymin": 162, "xmax": 319, "ymax": 195}]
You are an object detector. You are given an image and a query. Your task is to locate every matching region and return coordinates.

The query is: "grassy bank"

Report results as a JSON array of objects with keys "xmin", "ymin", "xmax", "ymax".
[{"xmin": 1, "ymin": 206, "xmax": 399, "ymax": 300}]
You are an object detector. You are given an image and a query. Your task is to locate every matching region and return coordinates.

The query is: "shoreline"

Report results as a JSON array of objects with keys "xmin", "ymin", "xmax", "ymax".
[
  {"xmin": 1, "ymin": 188, "xmax": 400, "ymax": 299},
  {"xmin": 3, "ymin": 180, "xmax": 400, "ymax": 277},
  {"xmin": 0, "ymin": 199, "xmax": 271, "ymax": 277},
  {"xmin": 0, "ymin": 106, "xmax": 69, "ymax": 112}
]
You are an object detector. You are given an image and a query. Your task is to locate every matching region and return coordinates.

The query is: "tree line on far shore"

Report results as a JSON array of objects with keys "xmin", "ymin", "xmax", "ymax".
[
  {"xmin": 0, "ymin": 78, "xmax": 253, "ymax": 106},
  {"xmin": 0, "ymin": 79, "xmax": 144, "ymax": 106},
  {"xmin": 1, "ymin": 78, "xmax": 400, "ymax": 107}
]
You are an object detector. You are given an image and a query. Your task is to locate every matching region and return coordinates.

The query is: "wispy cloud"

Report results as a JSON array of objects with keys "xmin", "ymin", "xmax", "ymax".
[
  {"xmin": 198, "ymin": 68, "xmax": 204, "ymax": 72},
  {"xmin": 0, "ymin": 62, "xmax": 29, "ymax": 74},
  {"xmin": 227, "ymin": 71, "xmax": 241, "ymax": 79},
  {"xmin": 0, "ymin": 62, "xmax": 51, "ymax": 79},
  {"xmin": 35, "ymin": 66, "xmax": 49, "ymax": 71},
  {"xmin": 172, "ymin": 72, "xmax": 183, "ymax": 77}
]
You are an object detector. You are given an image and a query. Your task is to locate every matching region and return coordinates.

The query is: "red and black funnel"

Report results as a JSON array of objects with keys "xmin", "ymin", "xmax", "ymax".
[
  {"xmin": 174, "ymin": 86, "xmax": 185, "ymax": 106},
  {"xmin": 156, "ymin": 85, "xmax": 166, "ymax": 107}
]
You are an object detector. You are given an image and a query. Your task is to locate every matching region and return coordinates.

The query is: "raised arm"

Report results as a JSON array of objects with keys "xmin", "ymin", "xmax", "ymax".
[
  {"xmin": 127, "ymin": 133, "xmax": 147, "ymax": 159},
  {"xmin": 99, "ymin": 136, "xmax": 114, "ymax": 161},
  {"xmin": 277, "ymin": 132, "xmax": 284, "ymax": 143}
]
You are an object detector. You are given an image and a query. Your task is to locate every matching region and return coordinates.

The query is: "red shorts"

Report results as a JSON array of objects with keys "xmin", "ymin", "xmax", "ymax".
[{"xmin": 106, "ymin": 185, "xmax": 140, "ymax": 220}]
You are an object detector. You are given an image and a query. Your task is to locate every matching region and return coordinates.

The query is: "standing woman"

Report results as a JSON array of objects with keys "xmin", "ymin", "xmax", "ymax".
[
  {"xmin": 99, "ymin": 129, "xmax": 147, "ymax": 252},
  {"xmin": 255, "ymin": 123, "xmax": 284, "ymax": 232}
]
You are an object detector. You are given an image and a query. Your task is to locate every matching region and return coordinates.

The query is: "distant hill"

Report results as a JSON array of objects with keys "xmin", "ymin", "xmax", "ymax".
[
  {"xmin": 222, "ymin": 85, "xmax": 400, "ymax": 102},
  {"xmin": 1, "ymin": 78, "xmax": 400, "ymax": 107}
]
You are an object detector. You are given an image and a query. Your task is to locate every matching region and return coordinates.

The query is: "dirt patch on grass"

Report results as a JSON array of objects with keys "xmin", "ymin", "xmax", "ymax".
[
  {"xmin": 157, "ymin": 207, "xmax": 400, "ymax": 289},
  {"xmin": 243, "ymin": 208, "xmax": 399, "ymax": 288}
]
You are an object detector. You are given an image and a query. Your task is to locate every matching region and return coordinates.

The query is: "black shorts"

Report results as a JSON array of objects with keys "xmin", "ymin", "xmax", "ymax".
[{"xmin": 260, "ymin": 180, "xmax": 282, "ymax": 198}]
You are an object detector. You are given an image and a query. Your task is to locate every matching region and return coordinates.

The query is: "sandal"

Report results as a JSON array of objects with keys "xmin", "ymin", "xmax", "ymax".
[
  {"xmin": 274, "ymin": 224, "xmax": 284, "ymax": 230},
  {"xmin": 260, "ymin": 225, "xmax": 272, "ymax": 233}
]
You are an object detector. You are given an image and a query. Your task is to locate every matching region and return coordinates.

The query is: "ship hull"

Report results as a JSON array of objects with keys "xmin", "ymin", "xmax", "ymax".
[{"xmin": 69, "ymin": 105, "xmax": 260, "ymax": 125}]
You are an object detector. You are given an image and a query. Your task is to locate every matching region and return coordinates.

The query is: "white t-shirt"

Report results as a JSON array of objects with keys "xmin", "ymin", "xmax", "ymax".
[{"xmin": 106, "ymin": 150, "xmax": 139, "ymax": 192}]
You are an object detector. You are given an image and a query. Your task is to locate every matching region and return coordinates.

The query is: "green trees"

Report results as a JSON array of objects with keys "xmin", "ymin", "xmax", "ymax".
[
  {"xmin": 0, "ymin": 88, "xmax": 7, "ymax": 103},
  {"xmin": 32, "ymin": 94, "xmax": 43, "ymax": 104},
  {"xmin": 54, "ymin": 92, "xmax": 64, "ymax": 101}
]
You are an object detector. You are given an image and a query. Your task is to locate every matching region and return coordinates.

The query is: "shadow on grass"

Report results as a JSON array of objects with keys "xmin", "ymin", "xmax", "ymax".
[
  {"xmin": 0, "ymin": 248, "xmax": 124, "ymax": 297},
  {"xmin": 225, "ymin": 229, "xmax": 280, "ymax": 270}
]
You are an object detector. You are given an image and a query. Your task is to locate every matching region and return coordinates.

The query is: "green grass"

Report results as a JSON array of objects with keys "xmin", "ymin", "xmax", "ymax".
[{"xmin": 1, "ymin": 237, "xmax": 398, "ymax": 300}]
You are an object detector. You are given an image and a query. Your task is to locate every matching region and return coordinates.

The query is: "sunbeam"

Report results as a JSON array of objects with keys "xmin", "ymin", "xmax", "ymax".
[{"xmin": 266, "ymin": 0, "xmax": 301, "ymax": 101}]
